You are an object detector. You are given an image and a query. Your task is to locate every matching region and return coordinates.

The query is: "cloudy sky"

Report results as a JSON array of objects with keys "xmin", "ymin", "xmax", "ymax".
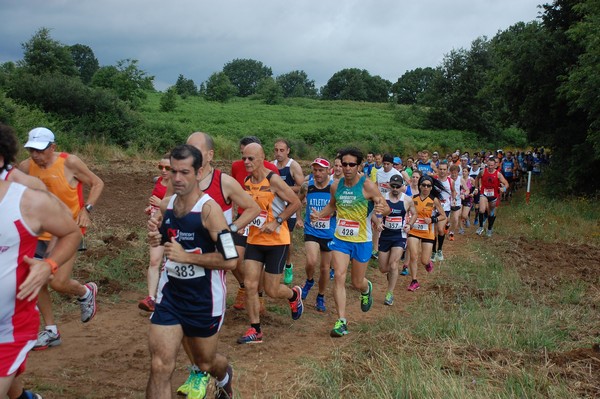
[{"xmin": 0, "ymin": 0, "xmax": 542, "ymax": 91}]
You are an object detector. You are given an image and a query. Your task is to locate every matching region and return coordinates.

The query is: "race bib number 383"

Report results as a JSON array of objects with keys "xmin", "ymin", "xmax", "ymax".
[
  {"xmin": 336, "ymin": 219, "xmax": 360, "ymax": 237},
  {"xmin": 165, "ymin": 247, "xmax": 206, "ymax": 279}
]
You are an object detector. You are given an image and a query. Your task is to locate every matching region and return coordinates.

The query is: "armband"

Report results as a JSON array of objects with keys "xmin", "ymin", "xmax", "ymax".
[
  {"xmin": 431, "ymin": 215, "xmax": 439, "ymax": 224},
  {"xmin": 43, "ymin": 258, "xmax": 59, "ymax": 275},
  {"xmin": 216, "ymin": 230, "xmax": 239, "ymax": 260}
]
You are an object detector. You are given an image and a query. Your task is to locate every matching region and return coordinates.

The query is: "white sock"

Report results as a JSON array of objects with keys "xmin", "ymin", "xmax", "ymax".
[
  {"xmin": 216, "ymin": 372, "xmax": 230, "ymax": 388},
  {"xmin": 79, "ymin": 285, "xmax": 91, "ymax": 300},
  {"xmin": 46, "ymin": 325, "xmax": 58, "ymax": 334}
]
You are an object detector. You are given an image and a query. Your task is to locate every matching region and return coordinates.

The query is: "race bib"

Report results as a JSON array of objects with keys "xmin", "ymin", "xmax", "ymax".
[
  {"xmin": 504, "ymin": 166, "xmax": 512, "ymax": 172},
  {"xmin": 242, "ymin": 225, "xmax": 250, "ymax": 237},
  {"xmin": 384, "ymin": 216, "xmax": 403, "ymax": 230},
  {"xmin": 484, "ymin": 188, "xmax": 495, "ymax": 196},
  {"xmin": 165, "ymin": 259, "xmax": 206, "ymax": 280},
  {"xmin": 250, "ymin": 210, "xmax": 268, "ymax": 229},
  {"xmin": 412, "ymin": 218, "xmax": 429, "ymax": 231},
  {"xmin": 336, "ymin": 219, "xmax": 360, "ymax": 237},
  {"xmin": 312, "ymin": 216, "xmax": 331, "ymax": 230}
]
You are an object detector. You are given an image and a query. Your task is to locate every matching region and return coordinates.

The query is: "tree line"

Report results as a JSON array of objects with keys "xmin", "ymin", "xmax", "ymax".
[{"xmin": 0, "ymin": 0, "xmax": 598, "ymax": 193}]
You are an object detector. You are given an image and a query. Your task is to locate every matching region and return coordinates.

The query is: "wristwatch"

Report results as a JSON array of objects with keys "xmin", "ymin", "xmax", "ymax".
[
  {"xmin": 275, "ymin": 216, "xmax": 284, "ymax": 224},
  {"xmin": 84, "ymin": 204, "xmax": 94, "ymax": 213},
  {"xmin": 229, "ymin": 223, "xmax": 238, "ymax": 233}
]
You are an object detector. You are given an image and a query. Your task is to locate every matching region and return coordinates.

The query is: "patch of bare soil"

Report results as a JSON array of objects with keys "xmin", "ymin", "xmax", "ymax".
[{"xmin": 22, "ymin": 162, "xmax": 600, "ymax": 398}]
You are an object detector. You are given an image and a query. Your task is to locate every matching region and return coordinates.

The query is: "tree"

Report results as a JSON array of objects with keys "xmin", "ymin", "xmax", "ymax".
[
  {"xmin": 160, "ymin": 87, "xmax": 178, "ymax": 112},
  {"xmin": 69, "ymin": 44, "xmax": 99, "ymax": 84},
  {"xmin": 257, "ymin": 77, "xmax": 283, "ymax": 104},
  {"xmin": 222, "ymin": 58, "xmax": 272, "ymax": 97},
  {"xmin": 321, "ymin": 68, "xmax": 391, "ymax": 102},
  {"xmin": 276, "ymin": 70, "xmax": 317, "ymax": 98},
  {"xmin": 20, "ymin": 27, "xmax": 77, "ymax": 76},
  {"xmin": 391, "ymin": 67, "xmax": 437, "ymax": 105},
  {"xmin": 174, "ymin": 74, "xmax": 198, "ymax": 97},
  {"xmin": 91, "ymin": 59, "xmax": 154, "ymax": 107},
  {"xmin": 204, "ymin": 72, "xmax": 237, "ymax": 102}
]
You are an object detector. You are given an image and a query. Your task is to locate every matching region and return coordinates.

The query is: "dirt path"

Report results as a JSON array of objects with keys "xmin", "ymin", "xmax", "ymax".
[{"xmin": 22, "ymin": 161, "xmax": 599, "ymax": 398}]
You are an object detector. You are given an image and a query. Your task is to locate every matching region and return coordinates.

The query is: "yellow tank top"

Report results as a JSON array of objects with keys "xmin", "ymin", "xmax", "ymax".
[{"xmin": 29, "ymin": 153, "xmax": 84, "ymax": 240}]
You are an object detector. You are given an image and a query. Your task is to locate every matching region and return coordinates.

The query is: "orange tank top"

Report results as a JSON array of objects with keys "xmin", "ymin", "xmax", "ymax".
[
  {"xmin": 29, "ymin": 153, "xmax": 84, "ymax": 240},
  {"xmin": 409, "ymin": 195, "xmax": 436, "ymax": 240},
  {"xmin": 245, "ymin": 173, "xmax": 290, "ymax": 246}
]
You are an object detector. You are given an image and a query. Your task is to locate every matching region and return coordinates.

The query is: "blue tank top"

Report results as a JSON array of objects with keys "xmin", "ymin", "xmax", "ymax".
[
  {"xmin": 501, "ymin": 159, "xmax": 515, "ymax": 178},
  {"xmin": 416, "ymin": 161, "xmax": 433, "ymax": 175},
  {"xmin": 274, "ymin": 159, "xmax": 295, "ymax": 187},
  {"xmin": 304, "ymin": 177, "xmax": 335, "ymax": 239}
]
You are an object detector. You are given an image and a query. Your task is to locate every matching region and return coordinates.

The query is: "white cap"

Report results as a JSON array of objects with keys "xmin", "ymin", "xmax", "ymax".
[{"xmin": 24, "ymin": 127, "xmax": 55, "ymax": 150}]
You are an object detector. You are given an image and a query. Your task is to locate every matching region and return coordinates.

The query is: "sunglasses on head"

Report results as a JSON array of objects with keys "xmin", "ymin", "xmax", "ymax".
[
  {"xmin": 242, "ymin": 156, "xmax": 255, "ymax": 162},
  {"xmin": 341, "ymin": 162, "xmax": 358, "ymax": 167},
  {"xmin": 158, "ymin": 165, "xmax": 171, "ymax": 171},
  {"xmin": 420, "ymin": 183, "xmax": 432, "ymax": 188}
]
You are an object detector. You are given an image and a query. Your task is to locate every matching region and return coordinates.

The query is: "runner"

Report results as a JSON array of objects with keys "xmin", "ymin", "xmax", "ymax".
[
  {"xmin": 146, "ymin": 144, "xmax": 235, "ymax": 399},
  {"xmin": 363, "ymin": 152, "xmax": 375, "ymax": 178},
  {"xmin": 476, "ymin": 156, "xmax": 509, "ymax": 237},
  {"xmin": 431, "ymin": 161, "xmax": 454, "ymax": 261},
  {"xmin": 332, "ymin": 157, "xmax": 343, "ymax": 181},
  {"xmin": 310, "ymin": 147, "xmax": 390, "ymax": 337},
  {"xmin": 459, "ymin": 166, "xmax": 475, "ymax": 233},
  {"xmin": 237, "ymin": 143, "xmax": 303, "ymax": 344},
  {"xmin": 0, "ymin": 124, "xmax": 46, "ymax": 191},
  {"xmin": 19, "ymin": 127, "xmax": 103, "ymax": 350},
  {"xmin": 272, "ymin": 139, "xmax": 304, "ymax": 285},
  {"xmin": 415, "ymin": 150, "xmax": 436, "ymax": 176},
  {"xmin": 447, "ymin": 164, "xmax": 463, "ymax": 241},
  {"xmin": 406, "ymin": 175, "xmax": 447, "ymax": 291},
  {"xmin": 500, "ymin": 151, "xmax": 519, "ymax": 200},
  {"xmin": 374, "ymin": 174, "xmax": 417, "ymax": 305},
  {"xmin": 372, "ymin": 154, "xmax": 401, "ymax": 259}
]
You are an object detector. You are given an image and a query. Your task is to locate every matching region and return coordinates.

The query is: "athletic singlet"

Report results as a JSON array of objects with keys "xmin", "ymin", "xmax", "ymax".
[
  {"xmin": 334, "ymin": 176, "xmax": 373, "ymax": 243},
  {"xmin": 0, "ymin": 165, "xmax": 13, "ymax": 181},
  {"xmin": 204, "ymin": 169, "xmax": 233, "ymax": 224},
  {"xmin": 439, "ymin": 177, "xmax": 452, "ymax": 212},
  {"xmin": 416, "ymin": 161, "xmax": 433, "ymax": 175},
  {"xmin": 245, "ymin": 172, "xmax": 290, "ymax": 246},
  {"xmin": 148, "ymin": 176, "xmax": 168, "ymax": 215},
  {"xmin": 158, "ymin": 194, "xmax": 226, "ymax": 317},
  {"xmin": 381, "ymin": 192, "xmax": 407, "ymax": 239},
  {"xmin": 369, "ymin": 165, "xmax": 382, "ymax": 182},
  {"xmin": 28, "ymin": 153, "xmax": 84, "ymax": 240},
  {"xmin": 0, "ymin": 183, "xmax": 39, "ymax": 344},
  {"xmin": 376, "ymin": 169, "xmax": 400, "ymax": 195},
  {"xmin": 469, "ymin": 167, "xmax": 481, "ymax": 180},
  {"xmin": 481, "ymin": 168, "xmax": 500, "ymax": 198},
  {"xmin": 409, "ymin": 195, "xmax": 436, "ymax": 240},
  {"xmin": 273, "ymin": 159, "xmax": 297, "ymax": 220},
  {"xmin": 304, "ymin": 177, "xmax": 335, "ymax": 239},
  {"xmin": 231, "ymin": 160, "xmax": 279, "ymax": 215},
  {"xmin": 452, "ymin": 177, "xmax": 462, "ymax": 206},
  {"xmin": 501, "ymin": 159, "xmax": 515, "ymax": 178}
]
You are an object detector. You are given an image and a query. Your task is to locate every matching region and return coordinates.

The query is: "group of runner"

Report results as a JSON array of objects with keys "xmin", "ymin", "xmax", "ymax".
[{"xmin": 0, "ymin": 122, "xmax": 540, "ymax": 399}]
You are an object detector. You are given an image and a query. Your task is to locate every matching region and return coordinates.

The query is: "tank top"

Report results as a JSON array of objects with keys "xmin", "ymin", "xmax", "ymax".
[
  {"xmin": 273, "ymin": 159, "xmax": 297, "ymax": 220},
  {"xmin": 28, "ymin": 153, "xmax": 84, "ymax": 240},
  {"xmin": 245, "ymin": 172, "xmax": 290, "ymax": 246},
  {"xmin": 416, "ymin": 161, "xmax": 433, "ymax": 175},
  {"xmin": 0, "ymin": 183, "xmax": 40, "ymax": 343},
  {"xmin": 334, "ymin": 176, "xmax": 373, "ymax": 243},
  {"xmin": 0, "ymin": 165, "xmax": 13, "ymax": 181},
  {"xmin": 439, "ymin": 177, "xmax": 452, "ymax": 212},
  {"xmin": 501, "ymin": 159, "xmax": 515, "ymax": 178},
  {"xmin": 148, "ymin": 176, "xmax": 168, "ymax": 216},
  {"xmin": 204, "ymin": 169, "xmax": 233, "ymax": 224},
  {"xmin": 304, "ymin": 177, "xmax": 335, "ymax": 239},
  {"xmin": 158, "ymin": 193, "xmax": 226, "ymax": 317},
  {"xmin": 409, "ymin": 195, "xmax": 436, "ymax": 240},
  {"xmin": 481, "ymin": 168, "xmax": 500, "ymax": 198},
  {"xmin": 381, "ymin": 192, "xmax": 407, "ymax": 239}
]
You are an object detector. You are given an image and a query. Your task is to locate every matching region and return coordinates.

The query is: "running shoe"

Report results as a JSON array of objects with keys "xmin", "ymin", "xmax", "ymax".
[
  {"xmin": 215, "ymin": 365, "xmax": 234, "ymax": 399},
  {"xmin": 290, "ymin": 286, "xmax": 304, "ymax": 320},
  {"xmin": 329, "ymin": 268, "xmax": 334, "ymax": 280},
  {"xmin": 187, "ymin": 371, "xmax": 210, "ymax": 399},
  {"xmin": 177, "ymin": 369, "xmax": 196, "ymax": 396},
  {"xmin": 400, "ymin": 265, "xmax": 409, "ymax": 276},
  {"xmin": 436, "ymin": 250, "xmax": 444, "ymax": 261},
  {"xmin": 476, "ymin": 227, "xmax": 485, "ymax": 236},
  {"xmin": 465, "ymin": 219, "xmax": 470, "ymax": 228},
  {"xmin": 330, "ymin": 319, "xmax": 348, "ymax": 337},
  {"xmin": 458, "ymin": 228, "xmax": 465, "ymax": 235},
  {"xmin": 486, "ymin": 229, "xmax": 493, "ymax": 237},
  {"xmin": 232, "ymin": 287, "xmax": 245, "ymax": 310},
  {"xmin": 371, "ymin": 250, "xmax": 379, "ymax": 260},
  {"xmin": 138, "ymin": 295, "xmax": 155, "ymax": 312},
  {"xmin": 283, "ymin": 264, "xmax": 294, "ymax": 284},
  {"xmin": 474, "ymin": 218, "xmax": 479, "ymax": 226},
  {"xmin": 384, "ymin": 292, "xmax": 394, "ymax": 306},
  {"xmin": 22, "ymin": 391, "xmax": 43, "ymax": 399},
  {"xmin": 315, "ymin": 295, "xmax": 326, "ymax": 312},
  {"xmin": 360, "ymin": 280, "xmax": 373, "ymax": 312},
  {"xmin": 237, "ymin": 327, "xmax": 263, "ymax": 344},
  {"xmin": 425, "ymin": 261, "xmax": 434, "ymax": 273},
  {"xmin": 79, "ymin": 282, "xmax": 98, "ymax": 323},
  {"xmin": 33, "ymin": 329, "xmax": 61, "ymax": 351},
  {"xmin": 444, "ymin": 223, "xmax": 450, "ymax": 234},
  {"xmin": 301, "ymin": 279, "xmax": 314, "ymax": 300},
  {"xmin": 407, "ymin": 280, "xmax": 421, "ymax": 292},
  {"xmin": 448, "ymin": 232, "xmax": 455, "ymax": 241}
]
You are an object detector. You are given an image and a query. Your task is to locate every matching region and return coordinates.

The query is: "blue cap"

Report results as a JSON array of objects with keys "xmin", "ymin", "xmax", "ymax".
[{"xmin": 393, "ymin": 157, "xmax": 402, "ymax": 165}]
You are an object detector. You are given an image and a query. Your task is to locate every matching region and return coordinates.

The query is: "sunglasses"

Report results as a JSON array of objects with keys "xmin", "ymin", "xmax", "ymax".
[
  {"xmin": 157, "ymin": 165, "xmax": 171, "ymax": 171},
  {"xmin": 390, "ymin": 184, "xmax": 402, "ymax": 189},
  {"xmin": 242, "ymin": 156, "xmax": 255, "ymax": 162},
  {"xmin": 341, "ymin": 162, "xmax": 358, "ymax": 167},
  {"xmin": 420, "ymin": 183, "xmax": 432, "ymax": 188}
]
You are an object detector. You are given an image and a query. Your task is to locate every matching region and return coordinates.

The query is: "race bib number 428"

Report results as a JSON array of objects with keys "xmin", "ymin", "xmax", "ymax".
[{"xmin": 336, "ymin": 219, "xmax": 360, "ymax": 237}]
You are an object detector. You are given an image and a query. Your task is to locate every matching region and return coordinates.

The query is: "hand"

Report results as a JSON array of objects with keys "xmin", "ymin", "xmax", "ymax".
[
  {"xmin": 17, "ymin": 256, "xmax": 53, "ymax": 301},
  {"xmin": 148, "ymin": 213, "xmax": 163, "ymax": 232},
  {"xmin": 309, "ymin": 207, "xmax": 320, "ymax": 224},
  {"xmin": 295, "ymin": 219, "xmax": 304, "ymax": 229},
  {"xmin": 403, "ymin": 224, "xmax": 412, "ymax": 233},
  {"xmin": 260, "ymin": 220, "xmax": 279, "ymax": 234},
  {"xmin": 164, "ymin": 237, "xmax": 187, "ymax": 262},
  {"xmin": 148, "ymin": 195, "xmax": 162, "ymax": 207},
  {"xmin": 148, "ymin": 230, "xmax": 162, "ymax": 248},
  {"xmin": 77, "ymin": 208, "xmax": 91, "ymax": 228},
  {"xmin": 376, "ymin": 220, "xmax": 384, "ymax": 232}
]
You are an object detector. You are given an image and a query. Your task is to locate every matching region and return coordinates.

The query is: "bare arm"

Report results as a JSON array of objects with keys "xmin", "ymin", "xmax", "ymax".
[
  {"xmin": 310, "ymin": 180, "xmax": 338, "ymax": 222},
  {"xmin": 363, "ymin": 179, "xmax": 391, "ymax": 216},
  {"xmin": 10, "ymin": 168, "xmax": 47, "ymax": 191},
  {"xmin": 65, "ymin": 155, "xmax": 104, "ymax": 228},
  {"xmin": 221, "ymin": 173, "xmax": 260, "ymax": 230}
]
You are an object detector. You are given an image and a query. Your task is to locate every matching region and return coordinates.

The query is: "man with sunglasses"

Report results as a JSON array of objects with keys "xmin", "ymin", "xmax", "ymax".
[
  {"xmin": 310, "ymin": 147, "xmax": 390, "ymax": 337},
  {"xmin": 19, "ymin": 127, "xmax": 104, "ymax": 351}
]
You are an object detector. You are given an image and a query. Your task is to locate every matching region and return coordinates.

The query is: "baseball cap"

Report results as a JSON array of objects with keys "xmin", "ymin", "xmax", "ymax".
[
  {"xmin": 393, "ymin": 156, "xmax": 402, "ymax": 165},
  {"xmin": 389, "ymin": 174, "xmax": 404, "ymax": 186},
  {"xmin": 311, "ymin": 157, "xmax": 330, "ymax": 168},
  {"xmin": 432, "ymin": 151, "xmax": 439, "ymax": 156},
  {"xmin": 24, "ymin": 127, "xmax": 55, "ymax": 150}
]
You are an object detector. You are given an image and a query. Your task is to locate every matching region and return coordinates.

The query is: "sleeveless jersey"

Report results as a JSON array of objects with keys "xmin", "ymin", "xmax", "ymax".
[
  {"xmin": 376, "ymin": 169, "xmax": 400, "ymax": 195},
  {"xmin": 416, "ymin": 161, "xmax": 433, "ymax": 175},
  {"xmin": 0, "ymin": 165, "xmax": 13, "ymax": 181},
  {"xmin": 381, "ymin": 192, "xmax": 407, "ymax": 239},
  {"xmin": 28, "ymin": 153, "xmax": 84, "ymax": 240},
  {"xmin": 204, "ymin": 169, "xmax": 233, "ymax": 224},
  {"xmin": 439, "ymin": 177, "xmax": 452, "ymax": 212},
  {"xmin": 148, "ymin": 176, "xmax": 168, "ymax": 215},
  {"xmin": 304, "ymin": 177, "xmax": 335, "ymax": 239},
  {"xmin": 231, "ymin": 160, "xmax": 279, "ymax": 215},
  {"xmin": 273, "ymin": 159, "xmax": 297, "ymax": 220},
  {"xmin": 158, "ymin": 194, "xmax": 226, "ymax": 317},
  {"xmin": 334, "ymin": 176, "xmax": 373, "ymax": 243},
  {"xmin": 452, "ymin": 177, "xmax": 462, "ymax": 206},
  {"xmin": 469, "ymin": 167, "xmax": 481, "ymax": 180},
  {"xmin": 501, "ymin": 159, "xmax": 515, "ymax": 178},
  {"xmin": 0, "ymin": 183, "xmax": 40, "ymax": 344},
  {"xmin": 245, "ymin": 172, "xmax": 290, "ymax": 246},
  {"xmin": 409, "ymin": 195, "xmax": 436, "ymax": 240},
  {"xmin": 481, "ymin": 168, "xmax": 500, "ymax": 198}
]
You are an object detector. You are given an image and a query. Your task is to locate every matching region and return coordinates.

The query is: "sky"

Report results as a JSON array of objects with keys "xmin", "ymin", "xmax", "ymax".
[{"xmin": 0, "ymin": 0, "xmax": 543, "ymax": 91}]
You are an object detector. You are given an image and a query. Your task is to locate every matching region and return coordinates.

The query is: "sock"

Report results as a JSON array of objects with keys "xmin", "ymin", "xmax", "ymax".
[
  {"xmin": 216, "ymin": 371, "xmax": 230, "ymax": 388},
  {"xmin": 306, "ymin": 278, "xmax": 314, "ymax": 284},
  {"xmin": 46, "ymin": 325, "xmax": 58, "ymax": 334},
  {"xmin": 362, "ymin": 280, "xmax": 371, "ymax": 295},
  {"xmin": 488, "ymin": 215, "xmax": 496, "ymax": 230},
  {"xmin": 17, "ymin": 390, "xmax": 31, "ymax": 399},
  {"xmin": 285, "ymin": 264, "xmax": 292, "ymax": 269},
  {"xmin": 258, "ymin": 292, "xmax": 263, "ymax": 297},
  {"xmin": 239, "ymin": 283, "xmax": 245, "ymax": 288},
  {"xmin": 317, "ymin": 293, "xmax": 324, "ymax": 299},
  {"xmin": 289, "ymin": 288, "xmax": 298, "ymax": 302},
  {"xmin": 479, "ymin": 212, "xmax": 484, "ymax": 226},
  {"xmin": 339, "ymin": 318, "xmax": 347, "ymax": 324},
  {"xmin": 432, "ymin": 236, "xmax": 437, "ymax": 253},
  {"xmin": 191, "ymin": 364, "xmax": 201, "ymax": 372},
  {"xmin": 251, "ymin": 323, "xmax": 261, "ymax": 333},
  {"xmin": 437, "ymin": 234, "xmax": 445, "ymax": 251},
  {"xmin": 79, "ymin": 285, "xmax": 91, "ymax": 300}
]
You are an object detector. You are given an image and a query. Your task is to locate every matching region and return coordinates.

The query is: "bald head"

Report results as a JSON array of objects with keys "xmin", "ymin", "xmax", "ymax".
[
  {"xmin": 243, "ymin": 142, "xmax": 264, "ymax": 161},
  {"xmin": 186, "ymin": 132, "xmax": 214, "ymax": 167}
]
